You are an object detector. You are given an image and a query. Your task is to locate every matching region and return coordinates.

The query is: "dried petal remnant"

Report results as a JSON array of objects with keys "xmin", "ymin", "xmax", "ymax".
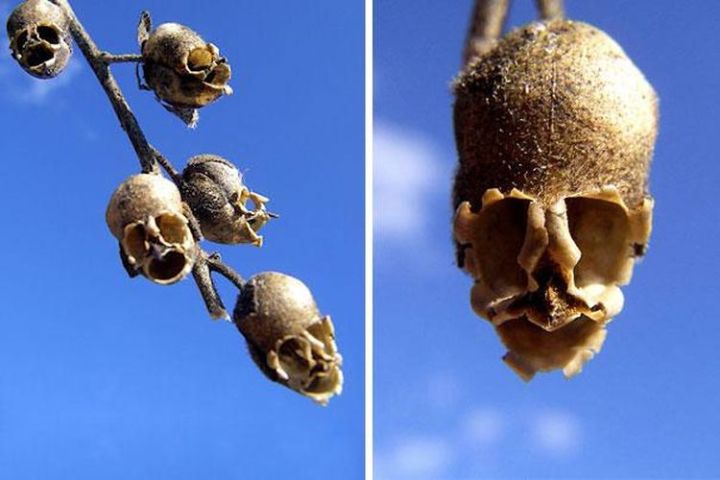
[
  {"xmin": 234, "ymin": 272, "xmax": 343, "ymax": 405},
  {"xmin": 181, "ymin": 154, "xmax": 271, "ymax": 246},
  {"xmin": 106, "ymin": 174, "xmax": 197, "ymax": 285},
  {"xmin": 452, "ymin": 20, "xmax": 658, "ymax": 379},
  {"xmin": 6, "ymin": 0, "xmax": 72, "ymax": 78},
  {"xmin": 141, "ymin": 23, "xmax": 232, "ymax": 108}
]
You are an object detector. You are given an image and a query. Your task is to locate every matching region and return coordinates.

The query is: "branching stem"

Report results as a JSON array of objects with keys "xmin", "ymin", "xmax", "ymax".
[
  {"xmin": 49, "ymin": 0, "xmax": 246, "ymax": 320},
  {"xmin": 463, "ymin": 0, "xmax": 510, "ymax": 67},
  {"xmin": 207, "ymin": 253, "xmax": 246, "ymax": 290}
]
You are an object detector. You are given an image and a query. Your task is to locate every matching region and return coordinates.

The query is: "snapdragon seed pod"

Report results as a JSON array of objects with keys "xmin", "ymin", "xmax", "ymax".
[
  {"xmin": 234, "ymin": 272, "xmax": 343, "ymax": 405},
  {"xmin": 141, "ymin": 23, "xmax": 232, "ymax": 108},
  {"xmin": 6, "ymin": 0, "xmax": 72, "ymax": 79},
  {"xmin": 180, "ymin": 154, "xmax": 270, "ymax": 246},
  {"xmin": 452, "ymin": 20, "xmax": 658, "ymax": 380},
  {"xmin": 106, "ymin": 173, "xmax": 197, "ymax": 285}
]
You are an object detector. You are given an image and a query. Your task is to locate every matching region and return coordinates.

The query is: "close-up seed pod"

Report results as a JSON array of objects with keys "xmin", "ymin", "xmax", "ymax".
[
  {"xmin": 452, "ymin": 20, "xmax": 658, "ymax": 380},
  {"xmin": 234, "ymin": 272, "xmax": 343, "ymax": 405},
  {"xmin": 106, "ymin": 173, "xmax": 197, "ymax": 285},
  {"xmin": 6, "ymin": 0, "xmax": 72, "ymax": 79},
  {"xmin": 180, "ymin": 154, "xmax": 271, "ymax": 246},
  {"xmin": 140, "ymin": 22, "xmax": 232, "ymax": 109}
]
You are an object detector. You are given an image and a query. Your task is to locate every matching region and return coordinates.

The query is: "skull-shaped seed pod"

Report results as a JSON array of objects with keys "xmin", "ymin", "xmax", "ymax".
[
  {"xmin": 180, "ymin": 154, "xmax": 270, "ymax": 246},
  {"xmin": 141, "ymin": 23, "xmax": 232, "ymax": 109},
  {"xmin": 234, "ymin": 272, "xmax": 343, "ymax": 405},
  {"xmin": 6, "ymin": 0, "xmax": 72, "ymax": 79},
  {"xmin": 106, "ymin": 173, "xmax": 197, "ymax": 285},
  {"xmin": 452, "ymin": 20, "xmax": 658, "ymax": 380}
]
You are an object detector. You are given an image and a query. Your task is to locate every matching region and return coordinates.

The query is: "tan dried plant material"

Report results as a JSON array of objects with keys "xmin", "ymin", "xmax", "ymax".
[
  {"xmin": 180, "ymin": 154, "xmax": 271, "ymax": 246},
  {"xmin": 6, "ymin": 0, "xmax": 72, "ymax": 79},
  {"xmin": 141, "ymin": 22, "xmax": 232, "ymax": 109},
  {"xmin": 452, "ymin": 20, "xmax": 658, "ymax": 380},
  {"xmin": 234, "ymin": 272, "xmax": 343, "ymax": 405},
  {"xmin": 106, "ymin": 173, "xmax": 197, "ymax": 285}
]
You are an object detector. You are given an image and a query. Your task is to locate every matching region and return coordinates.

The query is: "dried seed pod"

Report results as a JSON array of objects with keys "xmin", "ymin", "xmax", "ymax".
[
  {"xmin": 6, "ymin": 0, "xmax": 72, "ymax": 79},
  {"xmin": 106, "ymin": 173, "xmax": 197, "ymax": 285},
  {"xmin": 180, "ymin": 154, "xmax": 270, "ymax": 246},
  {"xmin": 141, "ymin": 23, "xmax": 232, "ymax": 108},
  {"xmin": 452, "ymin": 20, "xmax": 658, "ymax": 380},
  {"xmin": 234, "ymin": 272, "xmax": 343, "ymax": 405}
]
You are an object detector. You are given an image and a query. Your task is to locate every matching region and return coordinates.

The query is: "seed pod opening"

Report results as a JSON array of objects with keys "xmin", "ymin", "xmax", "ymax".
[
  {"xmin": 180, "ymin": 154, "xmax": 271, "ymax": 246},
  {"xmin": 6, "ymin": 0, "xmax": 72, "ymax": 79},
  {"xmin": 106, "ymin": 173, "xmax": 197, "ymax": 285},
  {"xmin": 141, "ymin": 23, "xmax": 232, "ymax": 108},
  {"xmin": 234, "ymin": 272, "xmax": 343, "ymax": 405},
  {"xmin": 452, "ymin": 20, "xmax": 658, "ymax": 379}
]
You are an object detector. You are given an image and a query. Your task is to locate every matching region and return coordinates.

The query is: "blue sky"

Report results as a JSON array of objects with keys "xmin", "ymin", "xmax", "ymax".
[
  {"xmin": 0, "ymin": 1, "xmax": 364, "ymax": 479},
  {"xmin": 375, "ymin": 1, "xmax": 720, "ymax": 479}
]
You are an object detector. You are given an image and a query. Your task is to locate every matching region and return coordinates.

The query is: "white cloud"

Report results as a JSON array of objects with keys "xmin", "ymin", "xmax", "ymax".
[
  {"xmin": 530, "ymin": 409, "xmax": 582, "ymax": 458},
  {"xmin": 376, "ymin": 435, "xmax": 454, "ymax": 480},
  {"xmin": 463, "ymin": 407, "xmax": 505, "ymax": 446},
  {"xmin": 373, "ymin": 121, "xmax": 444, "ymax": 242}
]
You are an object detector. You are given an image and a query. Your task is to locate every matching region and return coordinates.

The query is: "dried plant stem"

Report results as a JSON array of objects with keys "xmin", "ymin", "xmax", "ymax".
[
  {"xmin": 192, "ymin": 253, "xmax": 229, "ymax": 320},
  {"xmin": 100, "ymin": 53, "xmax": 143, "ymax": 63},
  {"xmin": 49, "ymin": 0, "xmax": 245, "ymax": 320},
  {"xmin": 207, "ymin": 253, "xmax": 246, "ymax": 289},
  {"xmin": 463, "ymin": 0, "xmax": 510, "ymax": 67},
  {"xmin": 535, "ymin": 0, "xmax": 564, "ymax": 21}
]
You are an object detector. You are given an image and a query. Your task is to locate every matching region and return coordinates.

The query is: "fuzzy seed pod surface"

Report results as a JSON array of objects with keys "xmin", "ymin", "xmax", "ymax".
[
  {"xmin": 106, "ymin": 173, "xmax": 197, "ymax": 285},
  {"xmin": 181, "ymin": 154, "xmax": 270, "ymax": 246},
  {"xmin": 6, "ymin": 0, "xmax": 72, "ymax": 79},
  {"xmin": 234, "ymin": 272, "xmax": 343, "ymax": 405},
  {"xmin": 141, "ymin": 23, "xmax": 232, "ymax": 108},
  {"xmin": 452, "ymin": 20, "xmax": 658, "ymax": 380}
]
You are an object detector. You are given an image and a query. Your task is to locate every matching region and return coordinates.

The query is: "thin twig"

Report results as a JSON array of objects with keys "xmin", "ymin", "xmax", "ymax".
[
  {"xmin": 463, "ymin": 0, "xmax": 510, "ymax": 67},
  {"xmin": 150, "ymin": 146, "xmax": 182, "ymax": 184},
  {"xmin": 48, "ymin": 0, "xmax": 157, "ymax": 173},
  {"xmin": 50, "ymin": 0, "xmax": 247, "ymax": 320},
  {"xmin": 192, "ymin": 253, "xmax": 230, "ymax": 320},
  {"xmin": 100, "ymin": 52, "xmax": 143, "ymax": 63},
  {"xmin": 207, "ymin": 253, "xmax": 246, "ymax": 290},
  {"xmin": 535, "ymin": 0, "xmax": 564, "ymax": 21}
]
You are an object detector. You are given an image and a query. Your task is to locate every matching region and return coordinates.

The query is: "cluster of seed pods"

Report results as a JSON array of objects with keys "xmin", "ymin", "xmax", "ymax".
[
  {"xmin": 6, "ymin": 0, "xmax": 342, "ymax": 405},
  {"xmin": 452, "ymin": 15, "xmax": 658, "ymax": 380}
]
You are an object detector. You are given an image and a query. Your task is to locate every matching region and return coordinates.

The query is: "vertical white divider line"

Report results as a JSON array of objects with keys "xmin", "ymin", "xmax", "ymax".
[{"xmin": 364, "ymin": 0, "xmax": 374, "ymax": 476}]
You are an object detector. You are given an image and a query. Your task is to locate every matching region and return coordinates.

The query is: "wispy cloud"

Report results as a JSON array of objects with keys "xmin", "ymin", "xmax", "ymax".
[
  {"xmin": 376, "ymin": 376, "xmax": 584, "ymax": 478},
  {"xmin": 530, "ymin": 409, "xmax": 583, "ymax": 458},
  {"xmin": 373, "ymin": 121, "xmax": 444, "ymax": 241},
  {"xmin": 462, "ymin": 406, "xmax": 505, "ymax": 446},
  {"xmin": 376, "ymin": 435, "xmax": 455, "ymax": 480}
]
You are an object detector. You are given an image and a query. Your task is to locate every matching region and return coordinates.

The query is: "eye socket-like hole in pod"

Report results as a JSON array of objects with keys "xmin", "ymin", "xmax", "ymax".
[
  {"xmin": 123, "ymin": 224, "xmax": 148, "ymax": 263},
  {"xmin": 187, "ymin": 47, "xmax": 214, "ymax": 72},
  {"xmin": 156, "ymin": 213, "xmax": 189, "ymax": 245},
  {"xmin": 566, "ymin": 197, "xmax": 630, "ymax": 287},
  {"xmin": 25, "ymin": 44, "xmax": 55, "ymax": 67},
  {"xmin": 14, "ymin": 30, "xmax": 29, "ymax": 51},
  {"xmin": 37, "ymin": 25, "xmax": 61, "ymax": 45},
  {"xmin": 471, "ymin": 198, "xmax": 530, "ymax": 296},
  {"xmin": 147, "ymin": 250, "xmax": 187, "ymax": 282}
]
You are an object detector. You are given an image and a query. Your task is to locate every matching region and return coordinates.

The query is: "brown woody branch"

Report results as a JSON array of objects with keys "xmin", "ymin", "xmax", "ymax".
[{"xmin": 49, "ymin": 0, "xmax": 244, "ymax": 321}]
